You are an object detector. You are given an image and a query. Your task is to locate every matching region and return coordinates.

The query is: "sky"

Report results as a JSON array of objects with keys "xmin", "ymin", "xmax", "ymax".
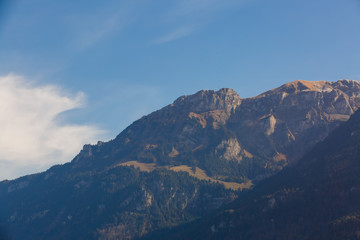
[{"xmin": 0, "ymin": 0, "xmax": 360, "ymax": 180}]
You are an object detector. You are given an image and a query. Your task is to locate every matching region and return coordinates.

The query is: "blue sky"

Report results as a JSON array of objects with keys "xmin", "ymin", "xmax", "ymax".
[{"xmin": 0, "ymin": 0, "xmax": 360, "ymax": 179}]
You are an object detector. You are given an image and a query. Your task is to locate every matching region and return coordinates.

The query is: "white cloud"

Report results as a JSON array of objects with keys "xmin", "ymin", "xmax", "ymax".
[{"xmin": 0, "ymin": 74, "xmax": 105, "ymax": 180}]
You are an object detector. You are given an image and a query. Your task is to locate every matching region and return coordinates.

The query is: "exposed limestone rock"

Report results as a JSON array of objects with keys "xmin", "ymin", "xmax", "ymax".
[
  {"xmin": 215, "ymin": 138, "xmax": 242, "ymax": 162},
  {"xmin": 242, "ymin": 149, "xmax": 253, "ymax": 158},
  {"xmin": 214, "ymin": 138, "xmax": 254, "ymax": 162},
  {"xmin": 188, "ymin": 112, "xmax": 207, "ymax": 128},
  {"xmin": 168, "ymin": 147, "xmax": 179, "ymax": 158},
  {"xmin": 272, "ymin": 152, "xmax": 287, "ymax": 162},
  {"xmin": 259, "ymin": 114, "xmax": 277, "ymax": 135},
  {"xmin": 172, "ymin": 88, "xmax": 241, "ymax": 114},
  {"xmin": 145, "ymin": 190, "xmax": 153, "ymax": 208}
]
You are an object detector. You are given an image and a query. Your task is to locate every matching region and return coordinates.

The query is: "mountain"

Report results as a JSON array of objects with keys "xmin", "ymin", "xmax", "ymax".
[
  {"xmin": 145, "ymin": 98, "xmax": 360, "ymax": 240},
  {"xmin": 1, "ymin": 79, "xmax": 360, "ymax": 239},
  {"xmin": 75, "ymin": 79, "xmax": 360, "ymax": 184}
]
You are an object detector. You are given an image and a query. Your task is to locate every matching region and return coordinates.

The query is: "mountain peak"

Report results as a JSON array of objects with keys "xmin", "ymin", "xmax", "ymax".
[
  {"xmin": 257, "ymin": 79, "xmax": 360, "ymax": 97},
  {"xmin": 172, "ymin": 88, "xmax": 241, "ymax": 113},
  {"xmin": 282, "ymin": 80, "xmax": 328, "ymax": 92},
  {"xmin": 217, "ymin": 87, "xmax": 239, "ymax": 95}
]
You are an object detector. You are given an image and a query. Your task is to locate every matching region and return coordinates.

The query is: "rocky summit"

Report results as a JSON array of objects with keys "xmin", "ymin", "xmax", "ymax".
[{"xmin": 1, "ymin": 79, "xmax": 360, "ymax": 240}]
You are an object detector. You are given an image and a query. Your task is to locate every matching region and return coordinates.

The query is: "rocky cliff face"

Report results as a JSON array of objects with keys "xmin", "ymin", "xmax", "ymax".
[
  {"xmin": 172, "ymin": 88, "xmax": 241, "ymax": 114},
  {"xmin": 229, "ymin": 80, "xmax": 360, "ymax": 173},
  {"xmin": 1, "ymin": 79, "xmax": 360, "ymax": 240}
]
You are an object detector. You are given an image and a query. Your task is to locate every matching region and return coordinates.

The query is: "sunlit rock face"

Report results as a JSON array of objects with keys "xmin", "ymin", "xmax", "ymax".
[{"xmin": 227, "ymin": 79, "xmax": 360, "ymax": 172}]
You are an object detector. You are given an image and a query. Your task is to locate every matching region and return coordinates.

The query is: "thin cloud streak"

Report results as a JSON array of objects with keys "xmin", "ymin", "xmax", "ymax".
[
  {"xmin": 72, "ymin": 11, "xmax": 126, "ymax": 49},
  {"xmin": 170, "ymin": 0, "xmax": 230, "ymax": 17},
  {"xmin": 65, "ymin": 1, "xmax": 142, "ymax": 50},
  {"xmin": 0, "ymin": 74, "xmax": 106, "ymax": 180},
  {"xmin": 154, "ymin": 26, "xmax": 195, "ymax": 44},
  {"xmin": 154, "ymin": 0, "xmax": 246, "ymax": 44}
]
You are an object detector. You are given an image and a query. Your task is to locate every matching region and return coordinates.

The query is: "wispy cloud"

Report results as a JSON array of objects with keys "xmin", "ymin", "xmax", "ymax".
[
  {"xmin": 0, "ymin": 74, "xmax": 106, "ymax": 180},
  {"xmin": 154, "ymin": 26, "xmax": 195, "ymax": 44},
  {"xmin": 65, "ymin": 1, "xmax": 140, "ymax": 50},
  {"xmin": 153, "ymin": 0, "xmax": 245, "ymax": 44},
  {"xmin": 170, "ymin": 0, "xmax": 231, "ymax": 17},
  {"xmin": 71, "ymin": 11, "xmax": 126, "ymax": 49}
]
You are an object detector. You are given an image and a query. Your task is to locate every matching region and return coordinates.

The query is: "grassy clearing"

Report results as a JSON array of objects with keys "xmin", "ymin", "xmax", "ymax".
[
  {"xmin": 118, "ymin": 161, "xmax": 156, "ymax": 172},
  {"xmin": 116, "ymin": 161, "xmax": 252, "ymax": 190}
]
